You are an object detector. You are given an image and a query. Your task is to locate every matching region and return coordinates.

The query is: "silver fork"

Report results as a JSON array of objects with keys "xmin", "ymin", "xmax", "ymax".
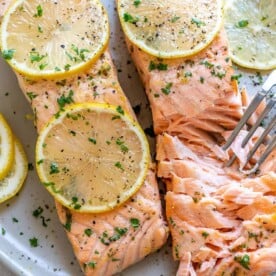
[{"xmin": 223, "ymin": 70, "xmax": 276, "ymax": 174}]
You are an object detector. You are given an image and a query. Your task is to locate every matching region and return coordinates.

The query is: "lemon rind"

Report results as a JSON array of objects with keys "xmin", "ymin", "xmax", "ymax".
[
  {"xmin": 0, "ymin": 137, "xmax": 28, "ymax": 203},
  {"xmin": 0, "ymin": 113, "xmax": 15, "ymax": 180}
]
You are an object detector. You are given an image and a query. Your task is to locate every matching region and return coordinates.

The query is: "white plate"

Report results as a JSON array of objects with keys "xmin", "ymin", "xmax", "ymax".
[{"xmin": 0, "ymin": 1, "xmax": 270, "ymax": 275}]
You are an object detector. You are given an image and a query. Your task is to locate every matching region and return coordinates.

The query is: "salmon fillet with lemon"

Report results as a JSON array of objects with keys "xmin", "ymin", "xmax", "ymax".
[
  {"xmin": 0, "ymin": 1, "xmax": 168, "ymax": 275},
  {"xmin": 117, "ymin": 0, "xmax": 276, "ymax": 274}
]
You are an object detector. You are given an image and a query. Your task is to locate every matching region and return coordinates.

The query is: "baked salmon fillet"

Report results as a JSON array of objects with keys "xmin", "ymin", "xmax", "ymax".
[
  {"xmin": 0, "ymin": 2, "xmax": 168, "ymax": 275},
  {"xmin": 123, "ymin": 22, "xmax": 276, "ymax": 276}
]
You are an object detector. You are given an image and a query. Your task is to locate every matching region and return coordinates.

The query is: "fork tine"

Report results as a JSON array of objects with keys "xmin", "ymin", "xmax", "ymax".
[
  {"xmin": 253, "ymin": 135, "xmax": 276, "ymax": 172},
  {"xmin": 243, "ymin": 115, "xmax": 276, "ymax": 168},
  {"xmin": 241, "ymin": 95, "xmax": 276, "ymax": 147},
  {"xmin": 223, "ymin": 90, "xmax": 268, "ymax": 150},
  {"xmin": 225, "ymin": 154, "xmax": 237, "ymax": 167}
]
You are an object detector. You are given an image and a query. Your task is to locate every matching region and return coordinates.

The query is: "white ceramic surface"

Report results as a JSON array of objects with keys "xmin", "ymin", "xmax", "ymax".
[{"xmin": 0, "ymin": 1, "xmax": 271, "ymax": 275}]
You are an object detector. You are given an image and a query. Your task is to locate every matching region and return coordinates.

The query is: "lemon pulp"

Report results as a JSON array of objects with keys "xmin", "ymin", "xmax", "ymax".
[
  {"xmin": 118, "ymin": 0, "xmax": 223, "ymax": 58},
  {"xmin": 0, "ymin": 0, "xmax": 109, "ymax": 78},
  {"xmin": 224, "ymin": 0, "xmax": 276, "ymax": 70},
  {"xmin": 36, "ymin": 103, "xmax": 150, "ymax": 213}
]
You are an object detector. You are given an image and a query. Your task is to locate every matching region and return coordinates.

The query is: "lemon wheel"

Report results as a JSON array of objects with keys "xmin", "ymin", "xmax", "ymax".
[
  {"xmin": 0, "ymin": 138, "xmax": 28, "ymax": 203},
  {"xmin": 36, "ymin": 103, "xmax": 150, "ymax": 213},
  {"xmin": 0, "ymin": 113, "xmax": 14, "ymax": 180},
  {"xmin": 224, "ymin": 0, "xmax": 276, "ymax": 70},
  {"xmin": 117, "ymin": 0, "xmax": 223, "ymax": 58},
  {"xmin": 0, "ymin": 0, "xmax": 109, "ymax": 78}
]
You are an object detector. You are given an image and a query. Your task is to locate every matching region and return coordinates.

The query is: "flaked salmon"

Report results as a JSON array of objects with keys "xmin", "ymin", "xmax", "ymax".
[
  {"xmin": 0, "ymin": 2, "xmax": 168, "ymax": 275},
  {"xmin": 124, "ymin": 25, "xmax": 276, "ymax": 276}
]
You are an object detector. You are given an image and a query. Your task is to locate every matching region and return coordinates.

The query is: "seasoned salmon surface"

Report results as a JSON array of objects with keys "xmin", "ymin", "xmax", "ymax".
[
  {"xmin": 125, "ymin": 28, "xmax": 276, "ymax": 275},
  {"xmin": 0, "ymin": 3, "xmax": 168, "ymax": 275}
]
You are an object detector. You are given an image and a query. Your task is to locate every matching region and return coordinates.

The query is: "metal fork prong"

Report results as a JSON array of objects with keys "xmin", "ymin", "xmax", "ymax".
[
  {"xmin": 243, "ymin": 115, "xmax": 276, "ymax": 167},
  {"xmin": 241, "ymin": 96, "xmax": 276, "ymax": 148},
  {"xmin": 225, "ymin": 154, "xmax": 237, "ymax": 167},
  {"xmin": 223, "ymin": 90, "xmax": 268, "ymax": 150},
  {"xmin": 253, "ymin": 135, "xmax": 276, "ymax": 172}
]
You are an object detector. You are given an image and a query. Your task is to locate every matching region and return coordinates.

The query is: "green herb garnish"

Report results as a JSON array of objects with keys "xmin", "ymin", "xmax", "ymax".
[
  {"xmin": 1, "ymin": 49, "xmax": 15, "ymax": 60},
  {"xmin": 130, "ymin": 218, "xmax": 140, "ymax": 229},
  {"xmin": 234, "ymin": 254, "xmax": 250, "ymax": 270},
  {"xmin": 236, "ymin": 20, "xmax": 249, "ymax": 28},
  {"xmin": 161, "ymin": 82, "xmax": 173, "ymax": 95},
  {"xmin": 34, "ymin": 5, "xmax": 43, "ymax": 17},
  {"xmin": 191, "ymin": 17, "xmax": 205, "ymax": 27},
  {"xmin": 29, "ymin": 237, "xmax": 39, "ymax": 247},
  {"xmin": 123, "ymin": 13, "xmax": 139, "ymax": 24}
]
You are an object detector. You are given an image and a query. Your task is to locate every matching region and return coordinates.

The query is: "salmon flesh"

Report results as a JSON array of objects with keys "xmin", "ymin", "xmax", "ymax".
[{"xmin": 125, "ymin": 28, "xmax": 276, "ymax": 275}]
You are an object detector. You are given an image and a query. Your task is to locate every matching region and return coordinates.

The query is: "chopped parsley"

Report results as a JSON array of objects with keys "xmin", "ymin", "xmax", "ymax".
[
  {"xmin": 39, "ymin": 63, "xmax": 47, "ymax": 70},
  {"xmin": 29, "ymin": 237, "xmax": 39, "ymax": 247},
  {"xmin": 49, "ymin": 162, "xmax": 59, "ymax": 174},
  {"xmin": 37, "ymin": 159, "xmax": 44, "ymax": 165},
  {"xmin": 30, "ymin": 51, "xmax": 46, "ymax": 63},
  {"xmin": 71, "ymin": 197, "xmax": 81, "ymax": 210},
  {"xmin": 123, "ymin": 13, "xmax": 139, "ymax": 24},
  {"xmin": 1, "ymin": 228, "xmax": 6, "ymax": 235},
  {"xmin": 211, "ymin": 69, "xmax": 226, "ymax": 79},
  {"xmin": 84, "ymin": 228, "xmax": 93, "ymax": 237},
  {"xmin": 71, "ymin": 44, "xmax": 90, "ymax": 61},
  {"xmin": 38, "ymin": 25, "xmax": 43, "ymax": 33},
  {"xmin": 200, "ymin": 60, "xmax": 214, "ymax": 69},
  {"xmin": 63, "ymin": 211, "xmax": 72, "ymax": 231},
  {"xmin": 26, "ymin": 92, "xmax": 37, "ymax": 100},
  {"xmin": 130, "ymin": 218, "xmax": 140, "ymax": 229},
  {"xmin": 171, "ymin": 16, "xmax": 180, "ymax": 23},
  {"xmin": 100, "ymin": 227, "xmax": 128, "ymax": 245},
  {"xmin": 234, "ymin": 254, "xmax": 250, "ymax": 270},
  {"xmin": 133, "ymin": 0, "xmax": 141, "ymax": 7},
  {"xmin": 116, "ymin": 105, "xmax": 124, "ymax": 115},
  {"xmin": 114, "ymin": 161, "xmax": 124, "ymax": 171},
  {"xmin": 184, "ymin": 71, "xmax": 192, "ymax": 77},
  {"xmin": 43, "ymin": 182, "xmax": 61, "ymax": 194},
  {"xmin": 161, "ymin": 82, "xmax": 173, "ymax": 95},
  {"xmin": 202, "ymin": 231, "xmax": 209, "ymax": 238},
  {"xmin": 116, "ymin": 138, "xmax": 129, "ymax": 153},
  {"xmin": 236, "ymin": 20, "xmax": 249, "ymax": 28},
  {"xmin": 34, "ymin": 4, "xmax": 43, "ymax": 17},
  {"xmin": 1, "ymin": 49, "xmax": 15, "ymax": 60},
  {"xmin": 32, "ymin": 206, "xmax": 43, "ymax": 218},
  {"xmin": 57, "ymin": 90, "xmax": 74, "ymax": 109},
  {"xmin": 231, "ymin": 74, "xmax": 242, "ymax": 82},
  {"xmin": 191, "ymin": 17, "xmax": 205, "ymax": 27},
  {"xmin": 108, "ymin": 227, "xmax": 128, "ymax": 242},
  {"xmin": 88, "ymin": 137, "xmax": 97, "ymax": 144},
  {"xmin": 148, "ymin": 61, "xmax": 168, "ymax": 71},
  {"xmin": 261, "ymin": 15, "xmax": 268, "ymax": 21},
  {"xmin": 87, "ymin": 261, "xmax": 97, "ymax": 269},
  {"xmin": 12, "ymin": 217, "xmax": 19, "ymax": 223},
  {"xmin": 64, "ymin": 64, "xmax": 71, "ymax": 71}
]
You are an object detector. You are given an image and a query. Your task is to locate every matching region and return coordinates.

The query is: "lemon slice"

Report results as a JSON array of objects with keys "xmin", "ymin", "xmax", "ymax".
[
  {"xmin": 36, "ymin": 103, "xmax": 150, "ymax": 213},
  {"xmin": 0, "ymin": 0, "xmax": 109, "ymax": 78},
  {"xmin": 0, "ymin": 113, "xmax": 14, "ymax": 180},
  {"xmin": 117, "ymin": 0, "xmax": 223, "ymax": 58},
  {"xmin": 0, "ymin": 138, "xmax": 28, "ymax": 204},
  {"xmin": 224, "ymin": 0, "xmax": 276, "ymax": 70}
]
